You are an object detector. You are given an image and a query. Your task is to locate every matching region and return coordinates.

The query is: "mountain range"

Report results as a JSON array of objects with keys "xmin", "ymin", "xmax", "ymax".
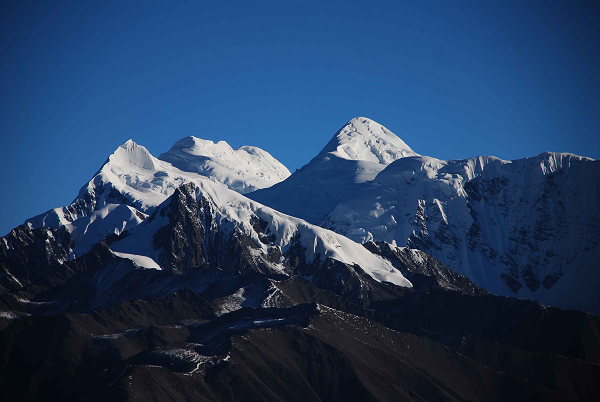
[
  {"xmin": 1, "ymin": 117, "xmax": 599, "ymax": 401},
  {"xmin": 250, "ymin": 117, "xmax": 600, "ymax": 313}
]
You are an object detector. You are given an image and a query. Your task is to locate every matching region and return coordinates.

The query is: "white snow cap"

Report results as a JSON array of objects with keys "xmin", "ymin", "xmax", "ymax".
[
  {"xmin": 318, "ymin": 117, "xmax": 418, "ymax": 164},
  {"xmin": 113, "ymin": 139, "xmax": 157, "ymax": 171},
  {"xmin": 159, "ymin": 136, "xmax": 291, "ymax": 194}
]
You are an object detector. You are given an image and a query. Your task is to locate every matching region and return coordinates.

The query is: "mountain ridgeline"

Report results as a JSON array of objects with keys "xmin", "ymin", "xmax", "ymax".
[{"xmin": 1, "ymin": 117, "xmax": 599, "ymax": 401}]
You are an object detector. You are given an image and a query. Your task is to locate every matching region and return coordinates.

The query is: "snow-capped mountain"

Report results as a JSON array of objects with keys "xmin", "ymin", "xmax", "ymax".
[
  {"xmin": 111, "ymin": 180, "xmax": 411, "ymax": 289},
  {"xmin": 325, "ymin": 152, "xmax": 600, "ymax": 312},
  {"xmin": 25, "ymin": 138, "xmax": 289, "ymax": 256},
  {"xmin": 249, "ymin": 117, "xmax": 600, "ymax": 313},
  {"xmin": 249, "ymin": 117, "xmax": 419, "ymax": 223}
]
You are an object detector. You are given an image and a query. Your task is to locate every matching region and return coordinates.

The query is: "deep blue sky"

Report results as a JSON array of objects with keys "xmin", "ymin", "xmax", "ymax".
[{"xmin": 1, "ymin": 0, "xmax": 599, "ymax": 236}]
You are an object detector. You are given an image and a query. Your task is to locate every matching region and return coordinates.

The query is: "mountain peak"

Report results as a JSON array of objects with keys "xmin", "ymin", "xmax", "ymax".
[
  {"xmin": 159, "ymin": 136, "xmax": 290, "ymax": 194},
  {"xmin": 167, "ymin": 136, "xmax": 235, "ymax": 159},
  {"xmin": 120, "ymin": 139, "xmax": 137, "ymax": 148},
  {"xmin": 111, "ymin": 139, "xmax": 156, "ymax": 171},
  {"xmin": 319, "ymin": 117, "xmax": 418, "ymax": 164}
]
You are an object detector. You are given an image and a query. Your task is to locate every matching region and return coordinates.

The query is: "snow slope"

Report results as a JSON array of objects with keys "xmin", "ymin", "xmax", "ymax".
[
  {"xmin": 159, "ymin": 137, "xmax": 290, "ymax": 194},
  {"xmin": 249, "ymin": 118, "xmax": 600, "ymax": 313},
  {"xmin": 249, "ymin": 117, "xmax": 418, "ymax": 223},
  {"xmin": 112, "ymin": 251, "xmax": 162, "ymax": 270},
  {"xmin": 111, "ymin": 179, "xmax": 412, "ymax": 288}
]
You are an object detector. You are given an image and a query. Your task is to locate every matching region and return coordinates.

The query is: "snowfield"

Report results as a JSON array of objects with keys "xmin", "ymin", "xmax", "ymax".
[{"xmin": 159, "ymin": 136, "xmax": 290, "ymax": 194}]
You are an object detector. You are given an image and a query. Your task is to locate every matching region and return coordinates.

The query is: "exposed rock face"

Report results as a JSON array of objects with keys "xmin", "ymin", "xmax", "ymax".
[
  {"xmin": 0, "ymin": 225, "xmax": 74, "ymax": 292},
  {"xmin": 363, "ymin": 241, "xmax": 487, "ymax": 296},
  {"xmin": 151, "ymin": 183, "xmax": 207, "ymax": 274}
]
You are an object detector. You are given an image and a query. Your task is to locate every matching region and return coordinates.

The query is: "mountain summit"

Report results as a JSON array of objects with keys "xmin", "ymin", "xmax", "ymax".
[
  {"xmin": 159, "ymin": 136, "xmax": 290, "ymax": 194},
  {"xmin": 248, "ymin": 117, "xmax": 417, "ymax": 223},
  {"xmin": 317, "ymin": 117, "xmax": 417, "ymax": 164}
]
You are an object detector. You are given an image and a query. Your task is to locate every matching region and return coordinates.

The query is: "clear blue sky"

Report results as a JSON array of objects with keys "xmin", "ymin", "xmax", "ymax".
[{"xmin": 1, "ymin": 0, "xmax": 599, "ymax": 236}]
